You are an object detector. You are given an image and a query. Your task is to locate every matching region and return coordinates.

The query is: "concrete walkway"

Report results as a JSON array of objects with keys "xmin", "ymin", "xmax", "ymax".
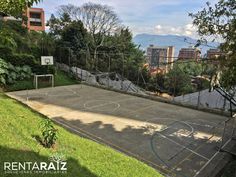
[{"xmin": 7, "ymin": 84, "xmax": 231, "ymax": 177}]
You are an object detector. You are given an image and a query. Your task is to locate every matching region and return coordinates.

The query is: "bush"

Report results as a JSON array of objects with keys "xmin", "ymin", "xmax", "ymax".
[
  {"xmin": 0, "ymin": 20, "xmax": 27, "ymax": 36},
  {"xmin": 0, "ymin": 58, "xmax": 9, "ymax": 86},
  {"xmin": 40, "ymin": 119, "xmax": 58, "ymax": 148},
  {"xmin": 0, "ymin": 58, "xmax": 32, "ymax": 86},
  {"xmin": 32, "ymin": 65, "xmax": 56, "ymax": 75},
  {"xmin": 6, "ymin": 64, "xmax": 32, "ymax": 84},
  {"xmin": 0, "ymin": 45, "xmax": 13, "ymax": 60},
  {"xmin": 6, "ymin": 53, "xmax": 38, "ymax": 67}
]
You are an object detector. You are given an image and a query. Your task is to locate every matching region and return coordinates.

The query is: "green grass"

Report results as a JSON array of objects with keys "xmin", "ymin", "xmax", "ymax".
[
  {"xmin": 0, "ymin": 93, "xmax": 163, "ymax": 177},
  {"xmin": 6, "ymin": 70, "xmax": 79, "ymax": 91}
]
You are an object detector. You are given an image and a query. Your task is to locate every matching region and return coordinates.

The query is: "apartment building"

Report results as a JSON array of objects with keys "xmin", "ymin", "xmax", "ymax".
[
  {"xmin": 24, "ymin": 8, "xmax": 45, "ymax": 31},
  {"xmin": 206, "ymin": 49, "xmax": 224, "ymax": 59},
  {"xmin": 178, "ymin": 47, "xmax": 201, "ymax": 60},
  {"xmin": 146, "ymin": 45, "xmax": 174, "ymax": 73}
]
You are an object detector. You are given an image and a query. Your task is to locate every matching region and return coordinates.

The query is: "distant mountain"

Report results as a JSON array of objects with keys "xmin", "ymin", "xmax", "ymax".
[{"xmin": 133, "ymin": 34, "xmax": 219, "ymax": 57}]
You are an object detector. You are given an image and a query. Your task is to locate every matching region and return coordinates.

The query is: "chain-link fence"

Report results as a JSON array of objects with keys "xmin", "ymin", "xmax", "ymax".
[
  {"xmin": 32, "ymin": 48, "xmax": 236, "ymax": 177},
  {"xmin": 54, "ymin": 48, "xmax": 236, "ymax": 113}
]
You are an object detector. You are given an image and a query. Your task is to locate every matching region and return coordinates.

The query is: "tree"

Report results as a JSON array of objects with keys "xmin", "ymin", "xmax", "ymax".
[
  {"xmin": 58, "ymin": 3, "xmax": 121, "ymax": 69},
  {"xmin": 177, "ymin": 61, "xmax": 202, "ymax": 76},
  {"xmin": 59, "ymin": 3, "xmax": 121, "ymax": 36},
  {"xmin": 165, "ymin": 65, "xmax": 194, "ymax": 96},
  {"xmin": 47, "ymin": 13, "xmax": 72, "ymax": 37},
  {"xmin": 49, "ymin": 3, "xmax": 145, "ymax": 81},
  {"xmin": 47, "ymin": 13, "xmax": 89, "ymax": 67},
  {"xmin": 61, "ymin": 20, "xmax": 88, "ymax": 66},
  {"xmin": 190, "ymin": 0, "xmax": 236, "ymax": 90},
  {"xmin": 61, "ymin": 21, "xmax": 87, "ymax": 50},
  {"xmin": 38, "ymin": 32, "xmax": 55, "ymax": 56},
  {"xmin": 91, "ymin": 27, "xmax": 145, "ymax": 80},
  {"xmin": 0, "ymin": 0, "xmax": 41, "ymax": 17}
]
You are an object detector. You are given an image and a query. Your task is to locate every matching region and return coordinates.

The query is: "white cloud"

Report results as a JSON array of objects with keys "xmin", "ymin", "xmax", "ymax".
[
  {"xmin": 154, "ymin": 23, "xmax": 198, "ymax": 37},
  {"xmin": 35, "ymin": 0, "xmax": 209, "ymax": 36},
  {"xmin": 155, "ymin": 25, "xmax": 162, "ymax": 30}
]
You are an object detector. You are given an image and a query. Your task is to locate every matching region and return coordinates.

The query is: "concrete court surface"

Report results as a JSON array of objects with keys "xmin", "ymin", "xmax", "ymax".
[{"xmin": 7, "ymin": 84, "xmax": 231, "ymax": 177}]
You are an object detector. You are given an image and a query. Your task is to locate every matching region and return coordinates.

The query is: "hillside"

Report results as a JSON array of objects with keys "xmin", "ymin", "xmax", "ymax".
[{"xmin": 133, "ymin": 34, "xmax": 219, "ymax": 57}]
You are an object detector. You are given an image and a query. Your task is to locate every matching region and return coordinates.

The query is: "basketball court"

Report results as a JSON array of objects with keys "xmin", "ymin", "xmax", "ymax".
[{"xmin": 7, "ymin": 84, "xmax": 236, "ymax": 177}]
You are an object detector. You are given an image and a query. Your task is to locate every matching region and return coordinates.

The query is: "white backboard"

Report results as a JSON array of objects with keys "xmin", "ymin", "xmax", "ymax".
[{"xmin": 41, "ymin": 56, "xmax": 54, "ymax": 65}]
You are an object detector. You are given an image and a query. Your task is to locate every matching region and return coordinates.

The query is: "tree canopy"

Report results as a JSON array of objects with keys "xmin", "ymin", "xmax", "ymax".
[
  {"xmin": 190, "ymin": 0, "xmax": 236, "ymax": 89},
  {"xmin": 0, "ymin": 0, "xmax": 41, "ymax": 17},
  {"xmin": 48, "ymin": 3, "xmax": 144, "ymax": 81}
]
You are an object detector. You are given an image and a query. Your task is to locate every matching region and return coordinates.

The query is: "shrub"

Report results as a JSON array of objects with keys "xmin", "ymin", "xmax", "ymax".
[
  {"xmin": 40, "ymin": 119, "xmax": 58, "ymax": 148},
  {"xmin": 0, "ymin": 58, "xmax": 9, "ymax": 86},
  {"xmin": 1, "ymin": 20, "xmax": 27, "ymax": 36},
  {"xmin": 0, "ymin": 45, "xmax": 13, "ymax": 60},
  {"xmin": 0, "ymin": 57, "xmax": 32, "ymax": 86},
  {"xmin": 32, "ymin": 65, "xmax": 56, "ymax": 75},
  {"xmin": 6, "ymin": 64, "xmax": 32, "ymax": 84},
  {"xmin": 7, "ymin": 53, "xmax": 38, "ymax": 67}
]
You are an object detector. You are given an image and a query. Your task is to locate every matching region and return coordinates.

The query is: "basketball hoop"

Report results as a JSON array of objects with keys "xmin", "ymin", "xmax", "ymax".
[
  {"xmin": 33, "ymin": 56, "xmax": 55, "ymax": 89},
  {"xmin": 41, "ymin": 56, "xmax": 54, "ymax": 65}
]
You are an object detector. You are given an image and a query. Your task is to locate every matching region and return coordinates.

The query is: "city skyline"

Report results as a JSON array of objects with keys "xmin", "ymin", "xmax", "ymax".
[{"xmin": 35, "ymin": 0, "xmax": 218, "ymax": 37}]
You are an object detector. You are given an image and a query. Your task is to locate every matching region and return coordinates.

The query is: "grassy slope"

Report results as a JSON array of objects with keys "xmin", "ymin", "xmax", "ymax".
[
  {"xmin": 6, "ymin": 70, "xmax": 78, "ymax": 91},
  {"xmin": 0, "ymin": 93, "xmax": 163, "ymax": 177}
]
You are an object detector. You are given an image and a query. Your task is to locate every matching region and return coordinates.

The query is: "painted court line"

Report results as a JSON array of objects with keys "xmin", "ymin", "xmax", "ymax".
[
  {"xmin": 86, "ymin": 102, "xmax": 119, "ymax": 109},
  {"xmin": 157, "ymin": 133, "xmax": 209, "ymax": 161},
  {"xmin": 83, "ymin": 100, "xmax": 120, "ymax": 112},
  {"xmin": 53, "ymin": 118, "xmax": 174, "ymax": 176},
  {"xmin": 171, "ymin": 133, "xmax": 217, "ymax": 172}
]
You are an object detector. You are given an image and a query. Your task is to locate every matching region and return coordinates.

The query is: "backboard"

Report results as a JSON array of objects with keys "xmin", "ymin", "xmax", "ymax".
[{"xmin": 41, "ymin": 56, "xmax": 54, "ymax": 65}]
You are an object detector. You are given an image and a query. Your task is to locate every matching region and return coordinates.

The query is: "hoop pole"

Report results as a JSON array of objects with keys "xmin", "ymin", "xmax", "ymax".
[
  {"xmin": 52, "ymin": 75, "xmax": 54, "ymax": 87},
  {"xmin": 36, "ymin": 76, "xmax": 38, "ymax": 89}
]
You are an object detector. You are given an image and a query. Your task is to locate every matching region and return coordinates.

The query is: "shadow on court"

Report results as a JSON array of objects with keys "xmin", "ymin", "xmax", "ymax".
[{"xmin": 7, "ymin": 84, "xmax": 235, "ymax": 177}]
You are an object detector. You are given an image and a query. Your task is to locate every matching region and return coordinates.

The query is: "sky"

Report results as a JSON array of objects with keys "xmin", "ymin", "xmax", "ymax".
[{"xmin": 35, "ymin": 0, "xmax": 218, "ymax": 37}]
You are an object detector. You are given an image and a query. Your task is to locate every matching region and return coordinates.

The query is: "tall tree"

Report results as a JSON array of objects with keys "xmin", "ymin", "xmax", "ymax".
[
  {"xmin": 47, "ymin": 13, "xmax": 88, "ymax": 67},
  {"xmin": 61, "ymin": 20, "xmax": 87, "ymax": 53},
  {"xmin": 58, "ymin": 3, "xmax": 121, "ymax": 70},
  {"xmin": 47, "ymin": 13, "xmax": 72, "ymax": 37},
  {"xmin": 190, "ymin": 0, "xmax": 236, "ymax": 89}
]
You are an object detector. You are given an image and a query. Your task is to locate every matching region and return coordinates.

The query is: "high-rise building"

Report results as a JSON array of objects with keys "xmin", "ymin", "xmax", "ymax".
[
  {"xmin": 146, "ymin": 45, "xmax": 174, "ymax": 73},
  {"xmin": 206, "ymin": 49, "xmax": 224, "ymax": 59},
  {"xmin": 178, "ymin": 47, "xmax": 201, "ymax": 60}
]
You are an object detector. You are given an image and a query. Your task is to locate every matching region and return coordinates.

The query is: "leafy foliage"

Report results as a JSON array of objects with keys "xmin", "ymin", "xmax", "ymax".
[
  {"xmin": 48, "ymin": 7, "xmax": 145, "ymax": 82},
  {"xmin": 6, "ymin": 64, "xmax": 32, "ymax": 84},
  {"xmin": 0, "ymin": 58, "xmax": 8, "ymax": 85},
  {"xmin": 0, "ymin": 20, "xmax": 56, "ymax": 78},
  {"xmin": 6, "ymin": 53, "xmax": 37, "ymax": 67},
  {"xmin": 0, "ymin": 30, "xmax": 17, "ymax": 49},
  {"xmin": 177, "ymin": 62, "xmax": 202, "ymax": 76},
  {"xmin": 0, "ymin": 20, "xmax": 55, "ymax": 59},
  {"xmin": 61, "ymin": 20, "xmax": 87, "ymax": 53},
  {"xmin": 164, "ymin": 65, "xmax": 195, "ymax": 96},
  {"xmin": 0, "ymin": 0, "xmax": 41, "ymax": 17},
  {"xmin": 190, "ymin": 0, "xmax": 236, "ymax": 89},
  {"xmin": 40, "ymin": 119, "xmax": 58, "ymax": 148},
  {"xmin": 0, "ymin": 57, "xmax": 32, "ymax": 87}
]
